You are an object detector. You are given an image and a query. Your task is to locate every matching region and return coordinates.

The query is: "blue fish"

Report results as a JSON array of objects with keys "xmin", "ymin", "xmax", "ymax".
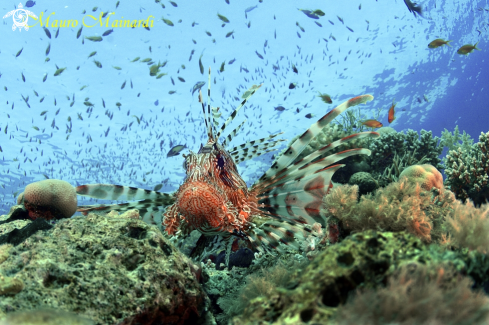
[
  {"xmin": 191, "ymin": 81, "xmax": 205, "ymax": 95},
  {"xmin": 102, "ymin": 29, "xmax": 114, "ymax": 36},
  {"xmin": 298, "ymin": 9, "xmax": 319, "ymax": 19},
  {"xmin": 25, "ymin": 0, "xmax": 36, "ymax": 7},
  {"xmin": 154, "ymin": 99, "xmax": 159, "ymax": 106},
  {"xmin": 245, "ymin": 5, "xmax": 257, "ymax": 13}
]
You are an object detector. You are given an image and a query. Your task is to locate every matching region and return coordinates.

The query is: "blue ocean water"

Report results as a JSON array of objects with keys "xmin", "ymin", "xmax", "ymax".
[{"xmin": 0, "ymin": 0, "xmax": 488, "ymax": 215}]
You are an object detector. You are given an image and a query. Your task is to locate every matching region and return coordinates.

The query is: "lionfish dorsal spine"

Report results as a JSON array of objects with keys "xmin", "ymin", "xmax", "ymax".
[
  {"xmin": 199, "ymin": 67, "xmax": 215, "ymax": 141},
  {"xmin": 229, "ymin": 139, "xmax": 286, "ymax": 163},
  {"xmin": 221, "ymin": 119, "xmax": 246, "ymax": 148},
  {"xmin": 211, "ymin": 106, "xmax": 221, "ymax": 129},
  {"xmin": 215, "ymin": 83, "xmax": 262, "ymax": 140},
  {"xmin": 257, "ymin": 94, "xmax": 374, "ymax": 183}
]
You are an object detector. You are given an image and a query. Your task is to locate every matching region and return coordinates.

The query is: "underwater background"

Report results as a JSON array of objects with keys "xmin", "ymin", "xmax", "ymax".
[
  {"xmin": 2, "ymin": 1, "xmax": 489, "ymax": 324},
  {"xmin": 1, "ymin": 0, "xmax": 488, "ymax": 215}
]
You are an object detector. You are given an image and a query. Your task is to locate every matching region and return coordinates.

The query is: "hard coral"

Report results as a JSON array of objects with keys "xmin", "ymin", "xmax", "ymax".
[
  {"xmin": 231, "ymin": 230, "xmax": 489, "ymax": 324},
  {"xmin": 444, "ymin": 131, "xmax": 489, "ymax": 206},
  {"xmin": 399, "ymin": 163, "xmax": 443, "ymax": 191},
  {"xmin": 20, "ymin": 179, "xmax": 77, "ymax": 220},
  {"xmin": 367, "ymin": 129, "xmax": 443, "ymax": 174}
]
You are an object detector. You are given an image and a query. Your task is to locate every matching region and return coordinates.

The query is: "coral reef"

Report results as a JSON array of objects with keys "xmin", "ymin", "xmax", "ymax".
[
  {"xmin": 444, "ymin": 131, "xmax": 489, "ymax": 205},
  {"xmin": 334, "ymin": 262, "xmax": 489, "ymax": 325},
  {"xmin": 322, "ymin": 179, "xmax": 454, "ymax": 243},
  {"xmin": 367, "ymin": 129, "xmax": 443, "ymax": 177},
  {"xmin": 0, "ymin": 308, "xmax": 95, "ymax": 325},
  {"xmin": 444, "ymin": 201, "xmax": 489, "ymax": 253},
  {"xmin": 230, "ymin": 230, "xmax": 489, "ymax": 324},
  {"xmin": 18, "ymin": 179, "xmax": 78, "ymax": 220},
  {"xmin": 348, "ymin": 172, "xmax": 379, "ymax": 195},
  {"xmin": 0, "ymin": 211, "xmax": 210, "ymax": 325},
  {"xmin": 398, "ymin": 163, "xmax": 443, "ymax": 191}
]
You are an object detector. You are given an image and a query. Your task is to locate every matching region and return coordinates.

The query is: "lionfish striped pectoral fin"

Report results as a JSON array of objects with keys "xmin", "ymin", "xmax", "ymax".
[
  {"xmin": 257, "ymin": 164, "xmax": 344, "ymax": 226},
  {"xmin": 257, "ymin": 94, "xmax": 374, "ymax": 184},
  {"xmin": 75, "ymin": 184, "xmax": 175, "ymax": 226},
  {"xmin": 246, "ymin": 219, "xmax": 315, "ymax": 254}
]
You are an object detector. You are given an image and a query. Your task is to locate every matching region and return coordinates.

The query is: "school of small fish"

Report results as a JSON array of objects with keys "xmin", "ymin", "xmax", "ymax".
[{"xmin": 0, "ymin": 0, "xmax": 486, "ymax": 216}]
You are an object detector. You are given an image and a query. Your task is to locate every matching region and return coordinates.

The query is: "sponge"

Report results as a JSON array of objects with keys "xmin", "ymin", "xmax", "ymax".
[
  {"xmin": 20, "ymin": 179, "xmax": 77, "ymax": 220},
  {"xmin": 399, "ymin": 164, "xmax": 443, "ymax": 191}
]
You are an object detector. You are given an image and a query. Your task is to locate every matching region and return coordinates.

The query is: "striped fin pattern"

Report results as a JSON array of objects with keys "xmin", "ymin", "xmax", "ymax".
[
  {"xmin": 199, "ymin": 68, "xmax": 214, "ymax": 140},
  {"xmin": 211, "ymin": 106, "xmax": 221, "ymax": 129},
  {"xmin": 228, "ymin": 132, "xmax": 284, "ymax": 154},
  {"xmin": 257, "ymin": 164, "xmax": 343, "ymax": 226},
  {"xmin": 232, "ymin": 148, "xmax": 279, "ymax": 164},
  {"xmin": 76, "ymin": 184, "xmax": 174, "ymax": 202},
  {"xmin": 75, "ymin": 184, "xmax": 175, "ymax": 226},
  {"xmin": 254, "ymin": 134, "xmax": 379, "ymax": 191},
  {"xmin": 215, "ymin": 83, "xmax": 262, "ymax": 141},
  {"xmin": 221, "ymin": 120, "xmax": 246, "ymax": 148},
  {"xmin": 250, "ymin": 95, "xmax": 378, "ymax": 233},
  {"xmin": 257, "ymin": 95, "xmax": 374, "ymax": 183},
  {"xmin": 246, "ymin": 219, "xmax": 315, "ymax": 253},
  {"xmin": 229, "ymin": 140, "xmax": 285, "ymax": 163}
]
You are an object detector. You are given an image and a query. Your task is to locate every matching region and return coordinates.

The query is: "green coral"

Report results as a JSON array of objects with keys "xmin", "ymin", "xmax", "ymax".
[
  {"xmin": 230, "ymin": 230, "xmax": 489, "ymax": 324},
  {"xmin": 348, "ymin": 172, "xmax": 378, "ymax": 195},
  {"xmin": 367, "ymin": 129, "xmax": 443, "ymax": 172},
  {"xmin": 444, "ymin": 131, "xmax": 489, "ymax": 205},
  {"xmin": 334, "ymin": 262, "xmax": 489, "ymax": 325},
  {"xmin": 440, "ymin": 125, "xmax": 474, "ymax": 152}
]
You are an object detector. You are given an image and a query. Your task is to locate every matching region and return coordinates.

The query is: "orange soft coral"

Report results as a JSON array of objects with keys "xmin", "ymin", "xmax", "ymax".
[{"xmin": 323, "ymin": 178, "xmax": 454, "ymax": 243}]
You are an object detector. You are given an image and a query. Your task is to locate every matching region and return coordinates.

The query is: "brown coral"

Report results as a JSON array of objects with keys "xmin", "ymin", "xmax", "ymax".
[
  {"xmin": 445, "ymin": 201, "xmax": 489, "ymax": 253},
  {"xmin": 334, "ymin": 262, "xmax": 489, "ymax": 325},
  {"xmin": 322, "ymin": 178, "xmax": 454, "ymax": 243},
  {"xmin": 20, "ymin": 179, "xmax": 77, "ymax": 220}
]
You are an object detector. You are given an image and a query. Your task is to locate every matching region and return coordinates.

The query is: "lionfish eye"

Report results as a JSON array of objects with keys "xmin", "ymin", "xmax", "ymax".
[{"xmin": 216, "ymin": 155, "xmax": 226, "ymax": 169}]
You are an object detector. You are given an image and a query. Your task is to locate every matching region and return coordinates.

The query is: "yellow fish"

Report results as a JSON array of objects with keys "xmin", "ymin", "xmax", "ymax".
[
  {"xmin": 428, "ymin": 38, "xmax": 452, "ymax": 48},
  {"xmin": 457, "ymin": 42, "xmax": 480, "ymax": 55}
]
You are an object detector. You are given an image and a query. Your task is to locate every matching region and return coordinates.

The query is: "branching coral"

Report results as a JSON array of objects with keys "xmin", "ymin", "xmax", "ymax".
[
  {"xmin": 444, "ymin": 131, "xmax": 489, "ymax": 205},
  {"xmin": 367, "ymin": 129, "xmax": 443, "ymax": 174},
  {"xmin": 440, "ymin": 125, "xmax": 474, "ymax": 152}
]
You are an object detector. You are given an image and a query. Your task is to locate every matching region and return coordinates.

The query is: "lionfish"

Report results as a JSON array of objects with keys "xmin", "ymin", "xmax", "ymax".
[{"xmin": 76, "ymin": 68, "xmax": 379, "ymax": 257}]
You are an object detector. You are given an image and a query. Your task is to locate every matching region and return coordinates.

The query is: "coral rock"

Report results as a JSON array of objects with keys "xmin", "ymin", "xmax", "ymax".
[
  {"xmin": 21, "ymin": 179, "xmax": 77, "ymax": 220},
  {"xmin": 348, "ymin": 172, "xmax": 378, "ymax": 195},
  {"xmin": 399, "ymin": 164, "xmax": 443, "ymax": 191}
]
